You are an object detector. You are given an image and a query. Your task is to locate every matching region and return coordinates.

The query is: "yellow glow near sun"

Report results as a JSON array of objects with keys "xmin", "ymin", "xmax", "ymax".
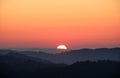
[{"xmin": 57, "ymin": 45, "xmax": 67, "ymax": 50}]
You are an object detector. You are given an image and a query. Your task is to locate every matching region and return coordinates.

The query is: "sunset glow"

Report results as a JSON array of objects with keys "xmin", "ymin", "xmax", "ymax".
[
  {"xmin": 57, "ymin": 45, "xmax": 67, "ymax": 50},
  {"xmin": 0, "ymin": 0, "xmax": 120, "ymax": 49}
]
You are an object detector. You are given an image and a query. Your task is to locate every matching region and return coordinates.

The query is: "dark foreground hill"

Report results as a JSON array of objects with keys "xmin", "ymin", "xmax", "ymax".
[
  {"xmin": 0, "ymin": 60, "xmax": 120, "ymax": 78},
  {"xmin": 0, "ymin": 51, "xmax": 120, "ymax": 78},
  {"xmin": 34, "ymin": 61, "xmax": 120, "ymax": 78},
  {"xmin": 0, "ymin": 52, "xmax": 66, "ymax": 78}
]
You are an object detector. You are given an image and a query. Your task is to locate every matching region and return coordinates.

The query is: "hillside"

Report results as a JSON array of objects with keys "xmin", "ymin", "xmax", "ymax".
[{"xmin": 19, "ymin": 48, "xmax": 120, "ymax": 64}]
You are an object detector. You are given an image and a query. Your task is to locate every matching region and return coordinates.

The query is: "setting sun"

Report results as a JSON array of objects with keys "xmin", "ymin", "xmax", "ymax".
[{"xmin": 57, "ymin": 45, "xmax": 67, "ymax": 50}]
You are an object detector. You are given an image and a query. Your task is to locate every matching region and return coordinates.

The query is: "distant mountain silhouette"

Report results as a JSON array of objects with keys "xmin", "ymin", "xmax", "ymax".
[
  {"xmin": 0, "ymin": 48, "xmax": 120, "ymax": 64},
  {"xmin": 0, "ymin": 49, "xmax": 120, "ymax": 78},
  {"xmin": 18, "ymin": 48, "xmax": 120, "ymax": 64}
]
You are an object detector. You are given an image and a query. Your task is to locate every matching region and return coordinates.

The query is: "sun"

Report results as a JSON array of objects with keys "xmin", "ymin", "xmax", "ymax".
[{"xmin": 57, "ymin": 45, "xmax": 67, "ymax": 50}]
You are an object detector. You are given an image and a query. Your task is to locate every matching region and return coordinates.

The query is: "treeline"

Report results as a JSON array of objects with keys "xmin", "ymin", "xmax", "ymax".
[{"xmin": 0, "ymin": 60, "xmax": 120, "ymax": 78}]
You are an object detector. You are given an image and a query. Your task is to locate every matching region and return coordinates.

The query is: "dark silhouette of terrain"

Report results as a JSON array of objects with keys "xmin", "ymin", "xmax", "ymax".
[
  {"xmin": 0, "ymin": 56, "xmax": 120, "ymax": 78},
  {"xmin": 0, "ymin": 52, "xmax": 66, "ymax": 78},
  {"xmin": 0, "ymin": 49, "xmax": 120, "ymax": 78},
  {"xmin": 4, "ymin": 47, "xmax": 119, "ymax": 64}
]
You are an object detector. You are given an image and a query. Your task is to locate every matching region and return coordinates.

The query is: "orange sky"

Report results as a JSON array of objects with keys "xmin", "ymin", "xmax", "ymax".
[{"xmin": 0, "ymin": 0, "xmax": 120, "ymax": 49}]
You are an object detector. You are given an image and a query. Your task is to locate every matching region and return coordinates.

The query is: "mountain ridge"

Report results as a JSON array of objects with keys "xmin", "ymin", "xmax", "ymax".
[{"xmin": 0, "ymin": 47, "xmax": 120, "ymax": 64}]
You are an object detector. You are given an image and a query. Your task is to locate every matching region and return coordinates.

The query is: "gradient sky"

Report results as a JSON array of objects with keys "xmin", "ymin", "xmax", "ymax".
[{"xmin": 0, "ymin": 0, "xmax": 120, "ymax": 49}]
